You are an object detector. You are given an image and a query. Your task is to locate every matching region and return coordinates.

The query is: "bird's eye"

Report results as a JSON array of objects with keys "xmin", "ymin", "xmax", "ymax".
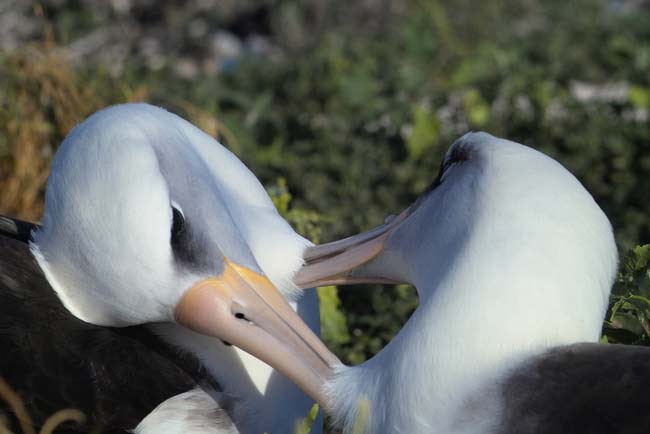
[
  {"xmin": 234, "ymin": 312, "xmax": 254, "ymax": 324},
  {"xmin": 171, "ymin": 205, "xmax": 185, "ymax": 241}
]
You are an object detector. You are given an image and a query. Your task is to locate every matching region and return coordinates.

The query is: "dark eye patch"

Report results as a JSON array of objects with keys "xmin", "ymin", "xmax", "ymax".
[
  {"xmin": 433, "ymin": 143, "xmax": 471, "ymax": 187},
  {"xmin": 446, "ymin": 143, "xmax": 471, "ymax": 167},
  {"xmin": 404, "ymin": 137, "xmax": 475, "ymax": 215},
  {"xmin": 170, "ymin": 204, "xmax": 194, "ymax": 265},
  {"xmin": 169, "ymin": 204, "xmax": 215, "ymax": 271},
  {"xmin": 171, "ymin": 206, "xmax": 185, "ymax": 242}
]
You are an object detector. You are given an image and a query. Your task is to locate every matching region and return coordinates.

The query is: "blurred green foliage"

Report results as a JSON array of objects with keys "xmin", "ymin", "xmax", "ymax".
[
  {"xmin": 293, "ymin": 403, "xmax": 320, "ymax": 434},
  {"xmin": 268, "ymin": 178, "xmax": 351, "ymax": 357},
  {"xmin": 209, "ymin": 0, "xmax": 650, "ymax": 362},
  {"xmin": 605, "ymin": 244, "xmax": 650, "ymax": 344},
  {"xmin": 1, "ymin": 0, "xmax": 649, "ymax": 366}
]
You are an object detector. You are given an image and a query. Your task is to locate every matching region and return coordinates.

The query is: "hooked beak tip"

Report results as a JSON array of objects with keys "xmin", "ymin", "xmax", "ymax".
[{"xmin": 175, "ymin": 260, "xmax": 339, "ymax": 408}]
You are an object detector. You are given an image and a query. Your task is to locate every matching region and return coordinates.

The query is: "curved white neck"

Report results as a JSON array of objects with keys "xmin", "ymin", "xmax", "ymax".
[{"xmin": 328, "ymin": 223, "xmax": 612, "ymax": 434}]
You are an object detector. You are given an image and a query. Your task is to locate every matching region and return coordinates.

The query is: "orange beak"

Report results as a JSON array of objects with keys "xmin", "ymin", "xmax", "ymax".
[{"xmin": 175, "ymin": 259, "xmax": 339, "ymax": 407}]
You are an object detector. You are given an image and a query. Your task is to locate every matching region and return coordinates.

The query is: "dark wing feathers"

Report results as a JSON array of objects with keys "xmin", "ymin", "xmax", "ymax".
[
  {"xmin": 0, "ymin": 215, "xmax": 35, "ymax": 243},
  {"xmin": 497, "ymin": 342, "xmax": 650, "ymax": 434},
  {"xmin": 9, "ymin": 216, "xmax": 650, "ymax": 434},
  {"xmin": 0, "ymin": 226, "xmax": 213, "ymax": 433}
]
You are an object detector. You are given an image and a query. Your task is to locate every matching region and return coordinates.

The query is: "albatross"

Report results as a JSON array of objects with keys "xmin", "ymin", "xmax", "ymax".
[
  {"xmin": 293, "ymin": 132, "xmax": 650, "ymax": 433},
  {"xmin": 0, "ymin": 103, "xmax": 339, "ymax": 434}
]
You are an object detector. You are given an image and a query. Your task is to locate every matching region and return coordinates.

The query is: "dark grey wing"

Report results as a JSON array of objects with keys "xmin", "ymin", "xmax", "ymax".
[
  {"xmin": 497, "ymin": 342, "xmax": 650, "ymax": 434},
  {"xmin": 0, "ymin": 214, "xmax": 37, "ymax": 242},
  {"xmin": 0, "ymin": 217, "xmax": 215, "ymax": 433}
]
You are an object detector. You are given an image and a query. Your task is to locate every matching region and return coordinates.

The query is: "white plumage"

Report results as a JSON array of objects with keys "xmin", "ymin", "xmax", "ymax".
[
  {"xmin": 17, "ymin": 103, "xmax": 621, "ymax": 434},
  {"xmin": 28, "ymin": 103, "xmax": 327, "ymax": 434},
  {"xmin": 300, "ymin": 132, "xmax": 618, "ymax": 434}
]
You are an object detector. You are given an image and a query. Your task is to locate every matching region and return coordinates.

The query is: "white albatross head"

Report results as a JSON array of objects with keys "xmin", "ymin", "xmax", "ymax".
[
  {"xmin": 299, "ymin": 131, "xmax": 617, "ymax": 319},
  {"xmin": 31, "ymin": 103, "xmax": 338, "ymax": 407},
  {"xmin": 294, "ymin": 131, "xmax": 619, "ymax": 434}
]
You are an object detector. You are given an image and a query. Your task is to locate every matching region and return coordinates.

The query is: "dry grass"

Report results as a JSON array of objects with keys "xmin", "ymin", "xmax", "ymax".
[
  {"xmin": 0, "ymin": 40, "xmax": 228, "ymax": 224},
  {"xmin": 0, "ymin": 377, "xmax": 85, "ymax": 434},
  {"xmin": 0, "ymin": 39, "xmax": 95, "ymax": 220},
  {"xmin": 0, "ymin": 21, "xmax": 148, "ymax": 222},
  {"xmin": 0, "ymin": 375, "xmax": 323, "ymax": 434}
]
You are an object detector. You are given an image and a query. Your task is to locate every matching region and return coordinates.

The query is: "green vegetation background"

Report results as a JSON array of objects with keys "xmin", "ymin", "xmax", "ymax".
[{"xmin": 1, "ymin": 0, "xmax": 650, "ymax": 369}]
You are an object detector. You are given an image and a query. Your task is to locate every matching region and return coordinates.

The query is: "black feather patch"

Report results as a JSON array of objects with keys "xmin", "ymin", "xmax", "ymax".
[
  {"xmin": 171, "ymin": 206, "xmax": 185, "ymax": 241},
  {"xmin": 496, "ymin": 343, "xmax": 650, "ymax": 434},
  {"xmin": 0, "ymin": 231, "xmax": 218, "ymax": 433}
]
